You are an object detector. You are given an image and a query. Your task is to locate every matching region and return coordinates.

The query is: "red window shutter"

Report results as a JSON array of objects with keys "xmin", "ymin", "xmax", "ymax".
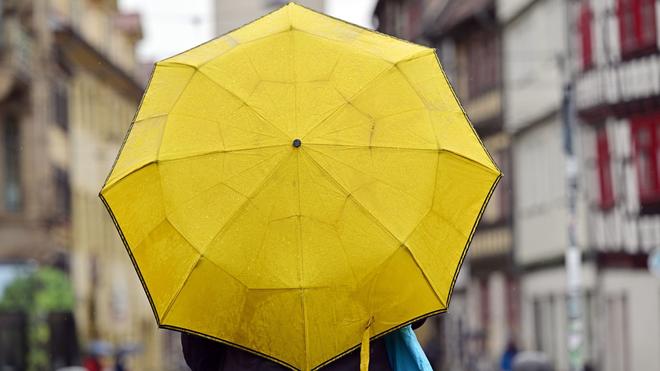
[
  {"xmin": 596, "ymin": 126, "xmax": 614, "ymax": 209},
  {"xmin": 633, "ymin": 0, "xmax": 643, "ymax": 45},
  {"xmin": 579, "ymin": 2, "xmax": 594, "ymax": 70},
  {"xmin": 632, "ymin": 115, "xmax": 660, "ymax": 204},
  {"xmin": 618, "ymin": 0, "xmax": 631, "ymax": 56},
  {"xmin": 638, "ymin": 0, "xmax": 657, "ymax": 48},
  {"xmin": 619, "ymin": 0, "xmax": 638, "ymax": 57},
  {"xmin": 505, "ymin": 277, "xmax": 520, "ymax": 336},
  {"xmin": 408, "ymin": 2, "xmax": 422, "ymax": 38},
  {"xmin": 618, "ymin": 0, "xmax": 657, "ymax": 58}
]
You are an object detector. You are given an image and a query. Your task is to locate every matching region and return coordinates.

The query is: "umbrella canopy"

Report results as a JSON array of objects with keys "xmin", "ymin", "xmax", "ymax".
[{"xmin": 100, "ymin": 3, "xmax": 501, "ymax": 370}]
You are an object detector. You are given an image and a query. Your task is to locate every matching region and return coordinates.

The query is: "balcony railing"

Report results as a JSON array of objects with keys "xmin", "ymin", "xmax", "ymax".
[{"xmin": 576, "ymin": 53, "xmax": 660, "ymax": 118}]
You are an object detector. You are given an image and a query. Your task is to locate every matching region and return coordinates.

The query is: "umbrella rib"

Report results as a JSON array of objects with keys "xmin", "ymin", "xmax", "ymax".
[
  {"xmin": 397, "ymin": 244, "xmax": 448, "ymax": 307},
  {"xmin": 158, "ymin": 144, "xmax": 287, "ymax": 163},
  {"xmin": 234, "ymin": 215, "xmax": 272, "ymax": 285},
  {"xmin": 397, "ymin": 152, "xmax": 446, "ymax": 301},
  {"xmin": 301, "ymin": 58, "xmax": 435, "ymax": 144},
  {"xmin": 291, "ymin": 14, "xmax": 312, "ymax": 368},
  {"xmin": 106, "ymin": 62, "xmax": 194, "ymax": 189},
  {"xmin": 159, "ymin": 253, "xmax": 200, "ymax": 323},
  {"xmin": 377, "ymin": 109, "xmax": 439, "ymax": 146},
  {"xmin": 162, "ymin": 217, "xmax": 254, "ymax": 287},
  {"xmin": 303, "ymin": 146, "xmax": 433, "ymax": 208},
  {"xmin": 159, "ymin": 154, "xmax": 292, "ymax": 324},
  {"xmin": 310, "ymin": 105, "xmax": 436, "ymax": 148},
  {"xmin": 195, "ymin": 68, "xmax": 291, "ymax": 141},
  {"xmin": 301, "ymin": 150, "xmax": 405, "ymax": 249},
  {"xmin": 306, "ymin": 144, "xmax": 499, "ymax": 175},
  {"xmin": 159, "ymin": 252, "xmax": 249, "ymax": 324},
  {"xmin": 425, "ymin": 109, "xmax": 442, "ymax": 149},
  {"xmin": 395, "ymin": 52, "xmax": 501, "ymax": 174},
  {"xmin": 393, "ymin": 62, "xmax": 451, "ymax": 150},
  {"xmin": 305, "ymin": 120, "xmax": 370, "ymax": 138},
  {"xmin": 223, "ymin": 120, "xmax": 284, "ymax": 139},
  {"xmin": 300, "ymin": 157, "xmax": 360, "ymax": 286},
  {"xmin": 243, "ymin": 45, "xmax": 264, "ymax": 82},
  {"xmin": 301, "ymin": 150, "xmax": 449, "ymax": 305},
  {"xmin": 301, "ymin": 64, "xmax": 396, "ymax": 140},
  {"xmin": 194, "ymin": 29, "xmax": 295, "ymax": 69},
  {"xmin": 299, "ymin": 99, "xmax": 356, "ymax": 141},
  {"xmin": 439, "ymin": 149, "xmax": 501, "ymax": 175},
  {"xmin": 103, "ymin": 145, "xmax": 287, "ymax": 191},
  {"xmin": 157, "ymin": 71, "xmax": 197, "ymax": 159},
  {"xmin": 392, "ymin": 56, "xmax": 440, "ymax": 111},
  {"xmin": 299, "ymin": 150, "xmax": 404, "ymax": 245},
  {"xmin": 163, "ymin": 149, "xmax": 286, "ymax": 214},
  {"xmin": 200, "ymin": 151, "xmax": 293, "ymax": 256}
]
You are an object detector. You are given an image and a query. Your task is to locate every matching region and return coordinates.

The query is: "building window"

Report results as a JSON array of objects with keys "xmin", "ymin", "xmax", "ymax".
[
  {"xmin": 533, "ymin": 295, "xmax": 557, "ymax": 357},
  {"xmin": 631, "ymin": 114, "xmax": 660, "ymax": 206},
  {"xmin": 505, "ymin": 276, "xmax": 520, "ymax": 339},
  {"xmin": 54, "ymin": 168, "xmax": 71, "ymax": 220},
  {"xmin": 617, "ymin": 0, "xmax": 657, "ymax": 59},
  {"xmin": 596, "ymin": 125, "xmax": 614, "ymax": 209},
  {"xmin": 466, "ymin": 31, "xmax": 500, "ymax": 98},
  {"xmin": 405, "ymin": 1, "xmax": 423, "ymax": 40},
  {"xmin": 53, "ymin": 82, "xmax": 69, "ymax": 130},
  {"xmin": 479, "ymin": 278, "xmax": 490, "ymax": 340},
  {"xmin": 605, "ymin": 293, "xmax": 630, "ymax": 370},
  {"xmin": 3, "ymin": 116, "xmax": 21, "ymax": 212},
  {"xmin": 533, "ymin": 298, "xmax": 543, "ymax": 351},
  {"xmin": 579, "ymin": 1, "xmax": 594, "ymax": 70},
  {"xmin": 497, "ymin": 148, "xmax": 511, "ymax": 220},
  {"xmin": 481, "ymin": 147, "xmax": 511, "ymax": 224},
  {"xmin": 265, "ymin": 0, "xmax": 288, "ymax": 10}
]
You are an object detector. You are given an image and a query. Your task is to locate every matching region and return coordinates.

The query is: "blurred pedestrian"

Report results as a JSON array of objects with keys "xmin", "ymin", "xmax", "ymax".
[
  {"xmin": 181, "ymin": 333, "xmax": 392, "ymax": 370},
  {"xmin": 181, "ymin": 319, "xmax": 430, "ymax": 370},
  {"xmin": 83, "ymin": 354, "xmax": 102, "ymax": 371},
  {"xmin": 500, "ymin": 340, "xmax": 518, "ymax": 371},
  {"xmin": 114, "ymin": 351, "xmax": 127, "ymax": 371}
]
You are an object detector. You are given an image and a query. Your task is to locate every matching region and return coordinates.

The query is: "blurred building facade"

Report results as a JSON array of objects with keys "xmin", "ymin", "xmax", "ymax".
[
  {"xmin": 377, "ymin": 0, "xmax": 660, "ymax": 370},
  {"xmin": 376, "ymin": 1, "xmax": 516, "ymax": 370},
  {"xmin": 496, "ymin": 1, "xmax": 597, "ymax": 370},
  {"xmin": 214, "ymin": 0, "xmax": 324, "ymax": 36},
  {"xmin": 0, "ymin": 0, "xmax": 185, "ymax": 370},
  {"xmin": 0, "ymin": 0, "xmax": 74, "ymax": 368},
  {"xmin": 51, "ymin": 1, "xmax": 186, "ymax": 370},
  {"xmin": 574, "ymin": 0, "xmax": 660, "ymax": 369},
  {"xmin": 0, "ymin": 0, "xmax": 70, "ymax": 272},
  {"xmin": 428, "ymin": 1, "xmax": 516, "ymax": 370}
]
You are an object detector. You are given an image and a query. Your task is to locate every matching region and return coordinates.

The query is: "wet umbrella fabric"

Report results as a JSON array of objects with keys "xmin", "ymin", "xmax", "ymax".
[{"xmin": 99, "ymin": 3, "xmax": 501, "ymax": 370}]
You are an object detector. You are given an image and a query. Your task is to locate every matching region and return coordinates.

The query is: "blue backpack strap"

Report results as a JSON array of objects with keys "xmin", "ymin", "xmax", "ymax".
[{"xmin": 384, "ymin": 325, "xmax": 433, "ymax": 371}]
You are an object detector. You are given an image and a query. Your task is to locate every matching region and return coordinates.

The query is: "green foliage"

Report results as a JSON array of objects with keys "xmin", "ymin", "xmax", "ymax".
[
  {"xmin": 0, "ymin": 267, "xmax": 74, "ymax": 312},
  {"xmin": 0, "ymin": 272, "xmax": 34, "ymax": 311},
  {"xmin": 0, "ymin": 267, "xmax": 75, "ymax": 371},
  {"xmin": 34, "ymin": 267, "xmax": 75, "ymax": 311}
]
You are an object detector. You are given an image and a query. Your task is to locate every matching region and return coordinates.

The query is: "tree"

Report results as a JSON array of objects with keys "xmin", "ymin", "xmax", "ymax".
[{"xmin": 0, "ymin": 266, "xmax": 75, "ymax": 371}]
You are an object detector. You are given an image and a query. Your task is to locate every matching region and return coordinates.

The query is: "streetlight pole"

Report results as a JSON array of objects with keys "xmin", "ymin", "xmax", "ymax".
[
  {"xmin": 562, "ymin": 1, "xmax": 584, "ymax": 370},
  {"xmin": 562, "ymin": 83, "xmax": 584, "ymax": 371}
]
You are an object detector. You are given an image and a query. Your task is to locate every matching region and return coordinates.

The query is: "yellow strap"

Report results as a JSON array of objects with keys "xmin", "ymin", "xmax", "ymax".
[{"xmin": 360, "ymin": 318, "xmax": 373, "ymax": 371}]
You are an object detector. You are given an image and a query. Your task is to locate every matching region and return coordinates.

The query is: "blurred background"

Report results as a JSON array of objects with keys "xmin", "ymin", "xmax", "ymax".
[{"xmin": 0, "ymin": 0, "xmax": 659, "ymax": 370}]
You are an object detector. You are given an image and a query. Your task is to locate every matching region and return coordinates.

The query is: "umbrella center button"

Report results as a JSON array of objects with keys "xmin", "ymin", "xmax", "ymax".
[{"xmin": 292, "ymin": 138, "xmax": 302, "ymax": 148}]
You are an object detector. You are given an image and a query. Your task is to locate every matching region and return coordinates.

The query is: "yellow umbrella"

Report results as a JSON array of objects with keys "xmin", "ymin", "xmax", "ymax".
[{"xmin": 100, "ymin": 3, "xmax": 501, "ymax": 370}]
